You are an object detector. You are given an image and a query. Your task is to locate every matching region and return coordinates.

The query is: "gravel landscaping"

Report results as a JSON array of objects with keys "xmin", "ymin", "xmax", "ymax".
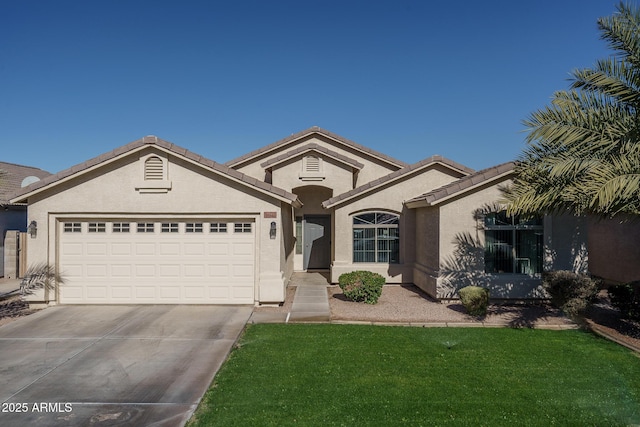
[{"xmin": 328, "ymin": 284, "xmax": 575, "ymax": 328}]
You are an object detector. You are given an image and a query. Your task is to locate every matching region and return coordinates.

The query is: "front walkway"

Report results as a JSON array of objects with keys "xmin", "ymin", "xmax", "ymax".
[{"xmin": 250, "ymin": 272, "xmax": 330, "ymax": 323}]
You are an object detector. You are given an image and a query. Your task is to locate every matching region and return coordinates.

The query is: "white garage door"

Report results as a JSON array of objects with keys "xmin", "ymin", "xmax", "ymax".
[{"xmin": 58, "ymin": 220, "xmax": 255, "ymax": 304}]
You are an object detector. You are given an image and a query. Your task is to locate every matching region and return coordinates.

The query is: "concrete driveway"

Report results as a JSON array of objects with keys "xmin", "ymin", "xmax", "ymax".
[{"xmin": 0, "ymin": 304, "xmax": 252, "ymax": 427}]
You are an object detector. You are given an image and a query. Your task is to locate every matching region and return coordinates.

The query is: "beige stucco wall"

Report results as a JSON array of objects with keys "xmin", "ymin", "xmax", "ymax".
[
  {"xmin": 24, "ymin": 147, "xmax": 290, "ymax": 304},
  {"xmin": 413, "ymin": 207, "xmax": 440, "ymax": 297},
  {"xmin": 331, "ymin": 165, "xmax": 463, "ymax": 284},
  {"xmin": 233, "ymin": 134, "xmax": 400, "ymax": 187},
  {"xmin": 433, "ymin": 181, "xmax": 544, "ymax": 299},
  {"xmin": 271, "ymin": 155, "xmax": 355, "ymax": 195},
  {"xmin": 415, "ymin": 179, "xmax": 589, "ymax": 299}
]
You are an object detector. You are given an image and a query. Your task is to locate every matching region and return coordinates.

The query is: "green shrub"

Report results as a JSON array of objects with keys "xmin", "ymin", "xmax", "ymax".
[
  {"xmin": 608, "ymin": 281, "xmax": 640, "ymax": 320},
  {"xmin": 542, "ymin": 270, "xmax": 599, "ymax": 317},
  {"xmin": 338, "ymin": 271, "xmax": 385, "ymax": 304},
  {"xmin": 458, "ymin": 286, "xmax": 490, "ymax": 316}
]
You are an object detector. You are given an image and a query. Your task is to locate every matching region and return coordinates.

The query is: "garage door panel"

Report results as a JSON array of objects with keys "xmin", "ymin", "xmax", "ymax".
[
  {"xmin": 232, "ymin": 242, "xmax": 253, "ymax": 256},
  {"xmin": 86, "ymin": 286, "xmax": 108, "ymax": 299},
  {"xmin": 62, "ymin": 264, "xmax": 84, "ymax": 278},
  {"xmin": 111, "ymin": 243, "xmax": 132, "ymax": 256},
  {"xmin": 185, "ymin": 243, "xmax": 206, "ymax": 255},
  {"xmin": 86, "ymin": 264, "xmax": 108, "ymax": 277},
  {"xmin": 184, "ymin": 286, "xmax": 205, "ymax": 299},
  {"xmin": 87, "ymin": 243, "xmax": 108, "ymax": 255},
  {"xmin": 208, "ymin": 287, "xmax": 230, "ymax": 302},
  {"xmin": 159, "ymin": 287, "xmax": 181, "ymax": 299},
  {"xmin": 59, "ymin": 219, "xmax": 256, "ymax": 304},
  {"xmin": 111, "ymin": 287, "xmax": 132, "ymax": 299},
  {"xmin": 208, "ymin": 243, "xmax": 229, "ymax": 255},
  {"xmin": 184, "ymin": 265, "xmax": 205, "ymax": 277},
  {"xmin": 209, "ymin": 265, "xmax": 229, "ymax": 277},
  {"xmin": 159, "ymin": 265, "xmax": 180, "ymax": 277},
  {"xmin": 159, "ymin": 243, "xmax": 180, "ymax": 255},
  {"xmin": 135, "ymin": 264, "xmax": 157, "ymax": 277},
  {"xmin": 60, "ymin": 286, "xmax": 84, "ymax": 301},
  {"xmin": 135, "ymin": 286, "xmax": 157, "ymax": 299},
  {"xmin": 232, "ymin": 264, "xmax": 254, "ymax": 277},
  {"xmin": 233, "ymin": 287, "xmax": 254, "ymax": 300},
  {"xmin": 135, "ymin": 243, "xmax": 156, "ymax": 256},
  {"xmin": 112, "ymin": 265, "xmax": 132, "ymax": 277},
  {"xmin": 61, "ymin": 243, "xmax": 83, "ymax": 256}
]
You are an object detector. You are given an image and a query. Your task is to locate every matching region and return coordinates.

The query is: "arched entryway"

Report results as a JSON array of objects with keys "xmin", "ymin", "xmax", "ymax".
[{"xmin": 292, "ymin": 186, "xmax": 333, "ymax": 270}]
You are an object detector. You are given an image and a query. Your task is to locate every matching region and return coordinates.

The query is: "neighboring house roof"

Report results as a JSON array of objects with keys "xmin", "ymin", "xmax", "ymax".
[
  {"xmin": 10, "ymin": 136, "xmax": 302, "ymax": 207},
  {"xmin": 260, "ymin": 142, "xmax": 364, "ymax": 170},
  {"xmin": 322, "ymin": 155, "xmax": 475, "ymax": 209},
  {"xmin": 225, "ymin": 126, "xmax": 409, "ymax": 169},
  {"xmin": 405, "ymin": 162, "xmax": 514, "ymax": 208},
  {"xmin": 0, "ymin": 161, "xmax": 51, "ymax": 205}
]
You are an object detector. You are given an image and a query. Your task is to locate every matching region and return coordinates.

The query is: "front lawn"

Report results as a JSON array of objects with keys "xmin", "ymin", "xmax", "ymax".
[{"xmin": 188, "ymin": 325, "xmax": 640, "ymax": 426}]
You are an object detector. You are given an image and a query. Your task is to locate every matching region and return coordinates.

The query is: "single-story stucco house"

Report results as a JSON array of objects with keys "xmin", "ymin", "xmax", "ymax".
[{"xmin": 9, "ymin": 127, "xmax": 589, "ymax": 305}]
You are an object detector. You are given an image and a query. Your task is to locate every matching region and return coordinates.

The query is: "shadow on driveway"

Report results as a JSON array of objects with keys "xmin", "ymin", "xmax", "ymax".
[{"xmin": 0, "ymin": 305, "xmax": 252, "ymax": 426}]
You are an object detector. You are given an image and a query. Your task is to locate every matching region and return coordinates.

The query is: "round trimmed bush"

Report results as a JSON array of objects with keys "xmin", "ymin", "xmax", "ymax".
[
  {"xmin": 542, "ymin": 270, "xmax": 599, "ymax": 317},
  {"xmin": 338, "ymin": 271, "xmax": 385, "ymax": 304},
  {"xmin": 458, "ymin": 286, "xmax": 490, "ymax": 316}
]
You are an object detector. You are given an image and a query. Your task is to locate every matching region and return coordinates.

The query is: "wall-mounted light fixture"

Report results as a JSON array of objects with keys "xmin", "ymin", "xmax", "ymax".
[
  {"xmin": 27, "ymin": 220, "xmax": 37, "ymax": 238},
  {"xmin": 270, "ymin": 221, "xmax": 277, "ymax": 239}
]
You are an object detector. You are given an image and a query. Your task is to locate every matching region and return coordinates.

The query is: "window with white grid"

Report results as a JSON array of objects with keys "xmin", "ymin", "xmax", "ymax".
[{"xmin": 210, "ymin": 223, "xmax": 228, "ymax": 233}]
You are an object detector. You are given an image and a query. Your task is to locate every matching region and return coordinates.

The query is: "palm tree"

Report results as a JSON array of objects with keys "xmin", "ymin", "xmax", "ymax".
[{"xmin": 504, "ymin": 2, "xmax": 640, "ymax": 218}]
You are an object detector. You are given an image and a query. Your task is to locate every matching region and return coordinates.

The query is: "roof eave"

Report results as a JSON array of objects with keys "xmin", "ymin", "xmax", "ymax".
[
  {"xmin": 405, "ymin": 170, "xmax": 514, "ymax": 209},
  {"xmin": 260, "ymin": 146, "xmax": 365, "ymax": 171},
  {"xmin": 322, "ymin": 159, "xmax": 471, "ymax": 209},
  {"xmin": 10, "ymin": 139, "xmax": 300, "ymax": 207},
  {"xmin": 9, "ymin": 144, "xmax": 146, "ymax": 204},
  {"xmin": 226, "ymin": 127, "xmax": 408, "ymax": 170}
]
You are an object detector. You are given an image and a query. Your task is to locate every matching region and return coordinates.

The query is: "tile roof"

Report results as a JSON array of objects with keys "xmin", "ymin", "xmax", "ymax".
[
  {"xmin": 225, "ymin": 126, "xmax": 409, "ymax": 169},
  {"xmin": 405, "ymin": 161, "xmax": 515, "ymax": 207},
  {"xmin": 322, "ymin": 155, "xmax": 474, "ymax": 208},
  {"xmin": 9, "ymin": 136, "xmax": 301, "ymax": 206},
  {"xmin": 0, "ymin": 161, "xmax": 51, "ymax": 204},
  {"xmin": 260, "ymin": 142, "xmax": 364, "ymax": 170}
]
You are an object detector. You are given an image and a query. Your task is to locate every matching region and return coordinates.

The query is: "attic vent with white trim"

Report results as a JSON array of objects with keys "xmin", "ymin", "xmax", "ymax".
[
  {"xmin": 300, "ymin": 155, "xmax": 324, "ymax": 181},
  {"xmin": 144, "ymin": 156, "xmax": 164, "ymax": 180},
  {"xmin": 136, "ymin": 153, "xmax": 172, "ymax": 193}
]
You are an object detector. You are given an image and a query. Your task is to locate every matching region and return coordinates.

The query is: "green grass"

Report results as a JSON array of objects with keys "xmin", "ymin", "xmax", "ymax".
[{"xmin": 188, "ymin": 325, "xmax": 640, "ymax": 426}]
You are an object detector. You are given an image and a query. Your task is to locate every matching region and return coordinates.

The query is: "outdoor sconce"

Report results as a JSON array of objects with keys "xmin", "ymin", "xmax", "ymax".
[
  {"xmin": 269, "ymin": 221, "xmax": 277, "ymax": 239},
  {"xmin": 28, "ymin": 220, "xmax": 37, "ymax": 238}
]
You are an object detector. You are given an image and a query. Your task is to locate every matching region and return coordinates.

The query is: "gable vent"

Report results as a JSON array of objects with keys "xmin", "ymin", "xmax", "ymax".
[
  {"xmin": 144, "ymin": 156, "xmax": 164, "ymax": 180},
  {"xmin": 305, "ymin": 156, "xmax": 320, "ymax": 173}
]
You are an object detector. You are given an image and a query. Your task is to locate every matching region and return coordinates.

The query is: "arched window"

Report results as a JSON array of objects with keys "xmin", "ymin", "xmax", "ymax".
[
  {"xmin": 353, "ymin": 212, "xmax": 399, "ymax": 263},
  {"xmin": 144, "ymin": 156, "xmax": 164, "ymax": 180}
]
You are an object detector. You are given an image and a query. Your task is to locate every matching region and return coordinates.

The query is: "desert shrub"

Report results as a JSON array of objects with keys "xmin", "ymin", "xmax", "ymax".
[
  {"xmin": 608, "ymin": 281, "xmax": 640, "ymax": 320},
  {"xmin": 542, "ymin": 270, "xmax": 599, "ymax": 317},
  {"xmin": 338, "ymin": 271, "xmax": 385, "ymax": 304},
  {"xmin": 458, "ymin": 286, "xmax": 490, "ymax": 316}
]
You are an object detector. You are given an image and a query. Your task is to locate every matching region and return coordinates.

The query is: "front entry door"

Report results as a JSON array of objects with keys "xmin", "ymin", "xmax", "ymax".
[{"xmin": 303, "ymin": 215, "xmax": 331, "ymax": 270}]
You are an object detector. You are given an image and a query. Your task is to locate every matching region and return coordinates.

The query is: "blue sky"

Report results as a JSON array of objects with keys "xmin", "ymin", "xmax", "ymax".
[{"xmin": 1, "ymin": 0, "xmax": 619, "ymax": 174}]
